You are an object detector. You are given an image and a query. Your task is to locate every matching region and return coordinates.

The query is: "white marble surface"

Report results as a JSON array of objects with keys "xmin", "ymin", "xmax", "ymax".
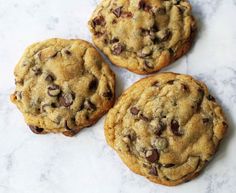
[{"xmin": 0, "ymin": 0, "xmax": 236, "ymax": 192}]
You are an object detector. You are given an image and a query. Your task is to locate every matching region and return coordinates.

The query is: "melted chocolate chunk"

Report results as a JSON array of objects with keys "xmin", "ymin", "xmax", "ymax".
[
  {"xmin": 59, "ymin": 93, "xmax": 74, "ymax": 107},
  {"xmin": 32, "ymin": 67, "xmax": 42, "ymax": 76},
  {"xmin": 155, "ymin": 122, "xmax": 166, "ymax": 136},
  {"xmin": 144, "ymin": 61, "xmax": 154, "ymax": 69},
  {"xmin": 112, "ymin": 43, "xmax": 123, "ymax": 55},
  {"xmin": 149, "ymin": 167, "xmax": 158, "ymax": 176},
  {"xmin": 50, "ymin": 52, "xmax": 58, "ymax": 58},
  {"xmin": 65, "ymin": 50, "xmax": 72, "ymax": 55},
  {"xmin": 92, "ymin": 16, "xmax": 106, "ymax": 27},
  {"xmin": 110, "ymin": 38, "xmax": 119, "ymax": 44},
  {"xmin": 182, "ymin": 84, "xmax": 189, "ymax": 92},
  {"xmin": 94, "ymin": 31, "xmax": 104, "ymax": 37},
  {"xmin": 168, "ymin": 48, "xmax": 175, "ymax": 56},
  {"xmin": 45, "ymin": 74, "xmax": 55, "ymax": 82},
  {"xmin": 47, "ymin": 84, "xmax": 61, "ymax": 97},
  {"xmin": 167, "ymin": 80, "xmax": 175, "ymax": 85},
  {"xmin": 146, "ymin": 149, "xmax": 159, "ymax": 163},
  {"xmin": 140, "ymin": 114, "xmax": 149, "ymax": 122},
  {"xmin": 151, "ymin": 81, "xmax": 160, "ymax": 87},
  {"xmin": 171, "ymin": 120, "xmax": 183, "ymax": 136},
  {"xmin": 207, "ymin": 95, "xmax": 216, "ymax": 101},
  {"xmin": 89, "ymin": 78, "xmax": 98, "ymax": 91},
  {"xmin": 103, "ymin": 86, "xmax": 113, "ymax": 100},
  {"xmin": 130, "ymin": 107, "xmax": 140, "ymax": 115},
  {"xmin": 202, "ymin": 118, "xmax": 210, "ymax": 124},
  {"xmin": 223, "ymin": 121, "xmax": 228, "ymax": 129},
  {"xmin": 64, "ymin": 120, "xmax": 74, "ymax": 131},
  {"xmin": 84, "ymin": 100, "xmax": 97, "ymax": 111},
  {"xmin": 163, "ymin": 163, "xmax": 175, "ymax": 168},
  {"xmin": 121, "ymin": 12, "xmax": 133, "ymax": 18},
  {"xmin": 139, "ymin": 0, "xmax": 151, "ymax": 11},
  {"xmin": 113, "ymin": 7, "xmax": 122, "ymax": 18},
  {"xmin": 29, "ymin": 125, "xmax": 44, "ymax": 134},
  {"xmin": 156, "ymin": 7, "xmax": 166, "ymax": 15}
]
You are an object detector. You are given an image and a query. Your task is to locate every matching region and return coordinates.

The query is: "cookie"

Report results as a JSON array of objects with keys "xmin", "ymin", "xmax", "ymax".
[
  {"xmin": 11, "ymin": 38, "xmax": 116, "ymax": 137},
  {"xmin": 104, "ymin": 72, "xmax": 227, "ymax": 186},
  {"xmin": 88, "ymin": 0, "xmax": 197, "ymax": 75}
]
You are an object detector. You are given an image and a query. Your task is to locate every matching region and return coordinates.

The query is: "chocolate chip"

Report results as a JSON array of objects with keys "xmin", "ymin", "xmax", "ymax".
[
  {"xmin": 29, "ymin": 125, "xmax": 44, "ymax": 134},
  {"xmin": 151, "ymin": 25, "xmax": 159, "ymax": 33},
  {"xmin": 121, "ymin": 12, "xmax": 133, "ymax": 18},
  {"xmin": 63, "ymin": 130, "xmax": 77, "ymax": 137},
  {"xmin": 41, "ymin": 104, "xmax": 51, "ymax": 112},
  {"xmin": 149, "ymin": 167, "xmax": 158, "ymax": 176},
  {"xmin": 196, "ymin": 88, "xmax": 205, "ymax": 110},
  {"xmin": 130, "ymin": 107, "xmax": 140, "ymax": 115},
  {"xmin": 84, "ymin": 100, "xmax": 97, "ymax": 111},
  {"xmin": 157, "ymin": 29, "xmax": 171, "ymax": 42},
  {"xmin": 144, "ymin": 61, "xmax": 154, "ymax": 69},
  {"xmin": 51, "ymin": 103, "xmax": 57, "ymax": 108},
  {"xmin": 112, "ymin": 19, "xmax": 117, "ymax": 24},
  {"xmin": 103, "ymin": 88, "xmax": 113, "ymax": 100},
  {"xmin": 110, "ymin": 38, "xmax": 119, "ymax": 44},
  {"xmin": 171, "ymin": 120, "xmax": 183, "ymax": 136},
  {"xmin": 207, "ymin": 95, "xmax": 216, "ymax": 101},
  {"xmin": 47, "ymin": 84, "xmax": 61, "ymax": 97},
  {"xmin": 92, "ymin": 16, "xmax": 106, "ymax": 27},
  {"xmin": 141, "ymin": 28, "xmax": 151, "ymax": 36},
  {"xmin": 198, "ymin": 88, "xmax": 205, "ymax": 96},
  {"xmin": 168, "ymin": 48, "xmax": 175, "ymax": 56},
  {"xmin": 173, "ymin": 0, "xmax": 181, "ymax": 5},
  {"xmin": 64, "ymin": 120, "xmax": 73, "ymax": 131},
  {"xmin": 155, "ymin": 122, "xmax": 166, "ymax": 136},
  {"xmin": 139, "ymin": 0, "xmax": 151, "ymax": 11},
  {"xmin": 223, "ymin": 121, "xmax": 228, "ymax": 129},
  {"xmin": 78, "ymin": 100, "xmax": 85, "ymax": 111},
  {"xmin": 182, "ymin": 84, "xmax": 189, "ymax": 92},
  {"xmin": 113, "ymin": 7, "xmax": 122, "ymax": 18},
  {"xmin": 145, "ymin": 149, "xmax": 159, "ymax": 163},
  {"xmin": 50, "ymin": 52, "xmax": 58, "ymax": 58},
  {"xmin": 94, "ymin": 31, "xmax": 104, "ymax": 37},
  {"xmin": 65, "ymin": 50, "xmax": 71, "ymax": 55},
  {"xmin": 140, "ymin": 114, "xmax": 149, "ymax": 122},
  {"xmin": 202, "ymin": 118, "xmax": 210, "ymax": 124},
  {"xmin": 156, "ymin": 7, "xmax": 166, "ymax": 15},
  {"xmin": 163, "ymin": 163, "xmax": 175, "ymax": 168},
  {"xmin": 32, "ymin": 66, "xmax": 42, "ymax": 76},
  {"xmin": 89, "ymin": 78, "xmax": 98, "ymax": 91},
  {"xmin": 123, "ymin": 132, "xmax": 136, "ymax": 143},
  {"xmin": 45, "ymin": 74, "xmax": 55, "ymax": 82},
  {"xmin": 167, "ymin": 80, "xmax": 174, "ymax": 85},
  {"xmin": 112, "ymin": 43, "xmax": 124, "ymax": 55},
  {"xmin": 59, "ymin": 93, "xmax": 74, "ymax": 107},
  {"xmin": 151, "ymin": 81, "xmax": 160, "ymax": 87}
]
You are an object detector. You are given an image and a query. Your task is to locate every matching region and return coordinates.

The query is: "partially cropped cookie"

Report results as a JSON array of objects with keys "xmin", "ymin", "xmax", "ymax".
[
  {"xmin": 105, "ymin": 73, "xmax": 227, "ymax": 186},
  {"xmin": 89, "ymin": 0, "xmax": 196, "ymax": 74},
  {"xmin": 11, "ymin": 38, "xmax": 115, "ymax": 136}
]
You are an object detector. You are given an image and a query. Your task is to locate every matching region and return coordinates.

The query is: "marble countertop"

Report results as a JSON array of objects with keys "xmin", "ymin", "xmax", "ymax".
[{"xmin": 0, "ymin": 0, "xmax": 236, "ymax": 192}]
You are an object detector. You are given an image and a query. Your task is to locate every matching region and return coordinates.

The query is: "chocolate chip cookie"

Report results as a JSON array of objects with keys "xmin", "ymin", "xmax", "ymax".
[
  {"xmin": 104, "ymin": 72, "xmax": 227, "ymax": 186},
  {"xmin": 88, "ymin": 0, "xmax": 197, "ymax": 75},
  {"xmin": 11, "ymin": 38, "xmax": 116, "ymax": 137}
]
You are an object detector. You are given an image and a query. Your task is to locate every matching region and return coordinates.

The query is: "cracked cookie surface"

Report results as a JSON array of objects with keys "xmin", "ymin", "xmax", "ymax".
[
  {"xmin": 11, "ymin": 38, "xmax": 115, "ymax": 136},
  {"xmin": 89, "ymin": 0, "xmax": 197, "ymax": 74},
  {"xmin": 105, "ymin": 72, "xmax": 227, "ymax": 186}
]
